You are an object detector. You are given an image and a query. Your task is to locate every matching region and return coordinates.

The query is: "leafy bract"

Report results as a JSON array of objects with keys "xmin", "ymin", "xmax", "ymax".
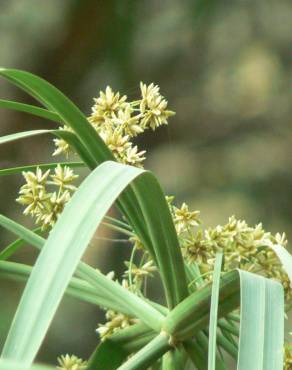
[
  {"xmin": 0, "ymin": 68, "xmax": 188, "ymax": 309},
  {"xmin": 1, "ymin": 161, "xmax": 165, "ymax": 365}
]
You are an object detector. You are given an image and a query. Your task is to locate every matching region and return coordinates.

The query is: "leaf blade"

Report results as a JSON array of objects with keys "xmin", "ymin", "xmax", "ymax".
[
  {"xmin": 208, "ymin": 253, "xmax": 223, "ymax": 370},
  {"xmin": 0, "ymin": 162, "xmax": 84, "ymax": 177},
  {"xmin": 237, "ymin": 270, "xmax": 284, "ymax": 370},
  {"xmin": 1, "ymin": 161, "xmax": 164, "ymax": 365},
  {"xmin": 0, "ymin": 68, "xmax": 188, "ymax": 308},
  {"xmin": 0, "ymin": 99, "xmax": 61, "ymax": 123}
]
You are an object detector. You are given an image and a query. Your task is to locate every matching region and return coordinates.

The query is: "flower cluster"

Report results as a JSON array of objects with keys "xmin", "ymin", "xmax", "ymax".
[
  {"xmin": 13, "ymin": 80, "xmax": 291, "ymax": 367},
  {"xmin": 96, "ymin": 273, "xmax": 139, "ymax": 340},
  {"xmin": 124, "ymin": 259, "xmax": 157, "ymax": 290},
  {"xmin": 97, "ymin": 308, "xmax": 138, "ymax": 340},
  {"xmin": 19, "ymin": 82, "xmax": 174, "ymax": 231},
  {"xmin": 57, "ymin": 354, "xmax": 87, "ymax": 370},
  {"xmin": 54, "ymin": 82, "xmax": 175, "ymax": 167},
  {"xmin": 173, "ymin": 202, "xmax": 201, "ymax": 235},
  {"xmin": 17, "ymin": 165, "xmax": 78, "ymax": 229},
  {"xmin": 132, "ymin": 198, "xmax": 291, "ymax": 301},
  {"xmin": 178, "ymin": 209, "xmax": 291, "ymax": 299}
]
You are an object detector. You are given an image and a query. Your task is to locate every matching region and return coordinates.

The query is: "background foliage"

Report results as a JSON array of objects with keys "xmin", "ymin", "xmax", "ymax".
[{"xmin": 0, "ymin": 0, "xmax": 292, "ymax": 365}]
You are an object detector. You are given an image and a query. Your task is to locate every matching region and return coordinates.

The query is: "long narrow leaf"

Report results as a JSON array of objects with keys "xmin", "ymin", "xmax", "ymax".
[
  {"xmin": 132, "ymin": 176, "xmax": 188, "ymax": 307},
  {"xmin": 208, "ymin": 252, "xmax": 223, "ymax": 370},
  {"xmin": 0, "ymin": 214, "xmax": 165, "ymax": 323},
  {"xmin": 237, "ymin": 270, "xmax": 284, "ymax": 370},
  {"xmin": 87, "ymin": 324, "xmax": 156, "ymax": 370},
  {"xmin": 0, "ymin": 162, "xmax": 84, "ymax": 177},
  {"xmin": 0, "ymin": 68, "xmax": 188, "ymax": 308},
  {"xmin": 1, "ymin": 161, "xmax": 164, "ymax": 365},
  {"xmin": 0, "ymin": 130, "xmax": 53, "ymax": 144},
  {"xmin": 117, "ymin": 333, "xmax": 170, "ymax": 370},
  {"xmin": 163, "ymin": 271, "xmax": 240, "ymax": 340},
  {"xmin": 0, "ymin": 68, "xmax": 113, "ymax": 163},
  {"xmin": 0, "ymin": 260, "xmax": 133, "ymax": 313},
  {"xmin": 0, "ymin": 99, "xmax": 61, "ymax": 123},
  {"xmin": 0, "ymin": 127, "xmax": 94, "ymax": 169},
  {"xmin": 0, "ymin": 227, "xmax": 42, "ymax": 260},
  {"xmin": 0, "ymin": 215, "xmax": 44, "ymax": 249}
]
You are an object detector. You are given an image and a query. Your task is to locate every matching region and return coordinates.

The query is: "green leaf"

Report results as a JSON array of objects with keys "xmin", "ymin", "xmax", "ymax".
[
  {"xmin": 87, "ymin": 324, "xmax": 156, "ymax": 370},
  {"xmin": 132, "ymin": 175, "xmax": 188, "ymax": 307},
  {"xmin": 0, "ymin": 69, "xmax": 144, "ymax": 244},
  {"xmin": 0, "ymin": 215, "xmax": 44, "ymax": 250},
  {"xmin": 163, "ymin": 271, "xmax": 240, "ymax": 340},
  {"xmin": 161, "ymin": 349, "xmax": 187, "ymax": 370},
  {"xmin": 184, "ymin": 332, "xmax": 228, "ymax": 370},
  {"xmin": 0, "ymin": 126, "xmax": 95, "ymax": 169},
  {"xmin": 0, "ymin": 68, "xmax": 112, "ymax": 165},
  {"xmin": 1, "ymin": 161, "xmax": 164, "ymax": 365},
  {"xmin": 0, "ymin": 129, "xmax": 54, "ymax": 145},
  {"xmin": 208, "ymin": 252, "xmax": 223, "ymax": 370},
  {"xmin": 0, "ymin": 260, "xmax": 144, "ymax": 313},
  {"xmin": 116, "ymin": 333, "xmax": 170, "ymax": 370},
  {"xmin": 76, "ymin": 263, "xmax": 164, "ymax": 329},
  {"xmin": 237, "ymin": 270, "xmax": 284, "ymax": 370},
  {"xmin": 87, "ymin": 340, "xmax": 127, "ymax": 370},
  {"xmin": 0, "ymin": 99, "xmax": 61, "ymax": 123},
  {"xmin": 216, "ymin": 331, "xmax": 238, "ymax": 359},
  {"xmin": 107, "ymin": 323, "xmax": 156, "ymax": 354},
  {"xmin": 184, "ymin": 339, "xmax": 207, "ymax": 370},
  {"xmin": 0, "ymin": 68, "xmax": 188, "ymax": 308},
  {"xmin": 0, "ymin": 227, "xmax": 42, "ymax": 261},
  {"xmin": 0, "ymin": 162, "xmax": 84, "ymax": 177}
]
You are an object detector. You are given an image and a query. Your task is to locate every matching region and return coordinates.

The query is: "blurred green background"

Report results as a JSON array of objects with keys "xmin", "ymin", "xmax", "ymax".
[{"xmin": 1, "ymin": 0, "xmax": 292, "ymax": 365}]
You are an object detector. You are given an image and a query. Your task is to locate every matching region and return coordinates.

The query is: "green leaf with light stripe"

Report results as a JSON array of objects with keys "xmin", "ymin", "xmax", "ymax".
[
  {"xmin": 208, "ymin": 252, "xmax": 223, "ymax": 370},
  {"xmin": 0, "ymin": 162, "xmax": 84, "ymax": 177},
  {"xmin": 0, "ymin": 67, "xmax": 188, "ymax": 309},
  {"xmin": 237, "ymin": 270, "xmax": 284, "ymax": 370},
  {"xmin": 1, "ymin": 161, "xmax": 172, "ymax": 365},
  {"xmin": 0, "ymin": 99, "xmax": 61, "ymax": 123}
]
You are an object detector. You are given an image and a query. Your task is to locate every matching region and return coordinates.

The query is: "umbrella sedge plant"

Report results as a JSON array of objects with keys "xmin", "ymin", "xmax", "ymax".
[{"xmin": 0, "ymin": 68, "xmax": 291, "ymax": 370}]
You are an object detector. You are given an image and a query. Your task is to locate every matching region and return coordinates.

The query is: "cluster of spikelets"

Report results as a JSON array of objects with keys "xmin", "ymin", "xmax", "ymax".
[
  {"xmin": 96, "ymin": 264, "xmax": 156, "ymax": 339},
  {"xmin": 54, "ymin": 82, "xmax": 175, "ymax": 167},
  {"xmin": 15, "ymin": 83, "xmax": 292, "ymax": 369},
  {"xmin": 17, "ymin": 165, "xmax": 78, "ymax": 229},
  {"xmin": 95, "ymin": 272, "xmax": 139, "ymax": 339},
  {"xmin": 167, "ymin": 198, "xmax": 291, "ymax": 300},
  {"xmin": 57, "ymin": 354, "xmax": 87, "ymax": 370},
  {"xmin": 17, "ymin": 82, "xmax": 174, "ymax": 229}
]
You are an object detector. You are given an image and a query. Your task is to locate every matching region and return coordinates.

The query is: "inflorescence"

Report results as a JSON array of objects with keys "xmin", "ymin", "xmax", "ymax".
[{"xmin": 15, "ymin": 82, "xmax": 291, "ymax": 368}]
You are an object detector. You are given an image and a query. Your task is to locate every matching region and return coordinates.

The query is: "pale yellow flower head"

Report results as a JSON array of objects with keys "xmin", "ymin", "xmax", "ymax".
[
  {"xmin": 140, "ymin": 82, "xmax": 175, "ymax": 130},
  {"xmin": 50, "ymin": 164, "xmax": 79, "ymax": 191},
  {"xmin": 17, "ymin": 166, "xmax": 77, "ymax": 229},
  {"xmin": 174, "ymin": 202, "xmax": 201, "ymax": 234},
  {"xmin": 57, "ymin": 354, "xmax": 87, "ymax": 370},
  {"xmin": 90, "ymin": 86, "xmax": 127, "ymax": 126}
]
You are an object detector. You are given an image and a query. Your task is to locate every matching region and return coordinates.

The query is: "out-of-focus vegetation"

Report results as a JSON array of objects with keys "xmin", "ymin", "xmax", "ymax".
[{"xmin": 1, "ymin": 0, "xmax": 292, "ymax": 365}]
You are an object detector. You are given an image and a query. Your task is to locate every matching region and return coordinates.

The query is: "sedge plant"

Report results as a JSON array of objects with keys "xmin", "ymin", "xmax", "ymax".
[{"xmin": 0, "ymin": 68, "xmax": 291, "ymax": 370}]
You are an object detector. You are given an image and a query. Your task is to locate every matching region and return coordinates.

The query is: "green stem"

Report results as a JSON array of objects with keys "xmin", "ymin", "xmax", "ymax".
[{"xmin": 117, "ymin": 332, "xmax": 170, "ymax": 370}]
